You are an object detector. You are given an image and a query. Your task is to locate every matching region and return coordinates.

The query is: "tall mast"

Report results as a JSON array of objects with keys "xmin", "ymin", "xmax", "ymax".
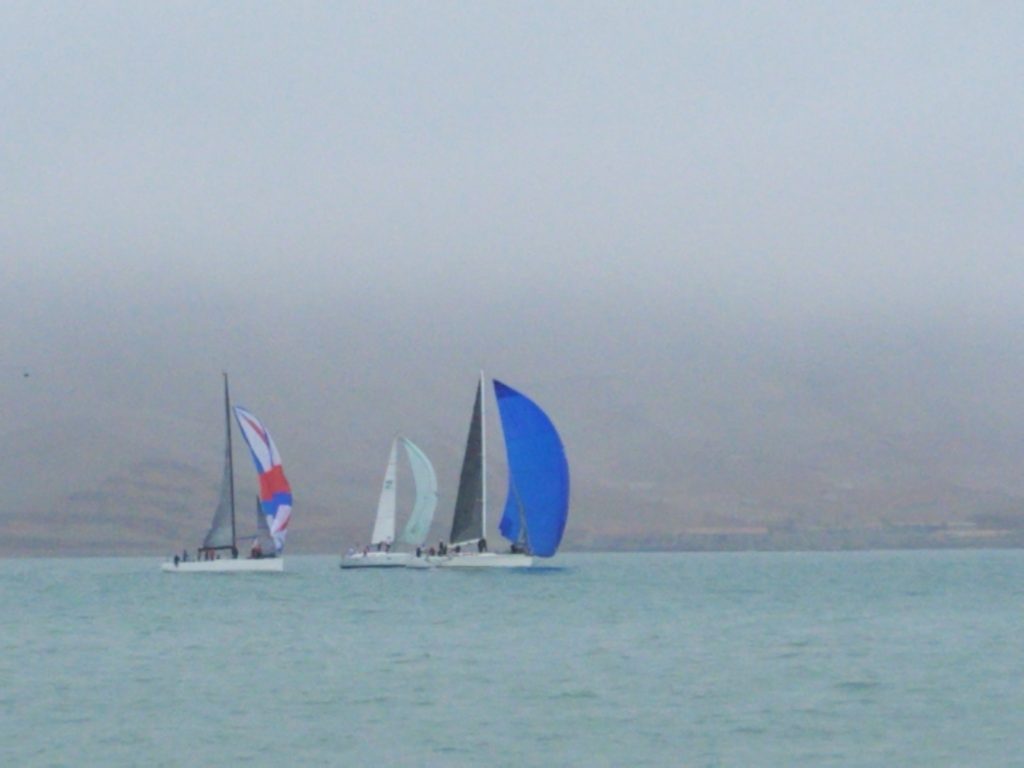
[
  {"xmin": 480, "ymin": 369, "xmax": 487, "ymax": 542},
  {"xmin": 224, "ymin": 372, "xmax": 237, "ymax": 551}
]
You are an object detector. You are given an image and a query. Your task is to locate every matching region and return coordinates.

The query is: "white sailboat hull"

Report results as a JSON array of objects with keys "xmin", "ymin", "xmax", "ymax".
[
  {"xmin": 161, "ymin": 558, "xmax": 283, "ymax": 573},
  {"xmin": 339, "ymin": 551, "xmax": 412, "ymax": 569},
  {"xmin": 431, "ymin": 552, "xmax": 534, "ymax": 568}
]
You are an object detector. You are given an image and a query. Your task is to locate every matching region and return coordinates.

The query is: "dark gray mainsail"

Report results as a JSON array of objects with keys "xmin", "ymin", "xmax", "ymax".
[
  {"xmin": 202, "ymin": 443, "xmax": 235, "ymax": 548},
  {"xmin": 202, "ymin": 374, "xmax": 236, "ymax": 550},
  {"xmin": 448, "ymin": 380, "xmax": 484, "ymax": 545}
]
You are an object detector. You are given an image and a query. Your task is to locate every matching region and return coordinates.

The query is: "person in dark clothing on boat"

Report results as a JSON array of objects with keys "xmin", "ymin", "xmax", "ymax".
[
  {"xmin": 478, "ymin": 537, "xmax": 487, "ymax": 553},
  {"xmin": 173, "ymin": 555, "xmax": 179, "ymax": 567}
]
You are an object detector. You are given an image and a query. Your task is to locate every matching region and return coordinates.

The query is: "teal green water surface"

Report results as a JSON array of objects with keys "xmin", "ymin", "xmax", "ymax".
[{"xmin": 1, "ymin": 551, "xmax": 1021, "ymax": 766}]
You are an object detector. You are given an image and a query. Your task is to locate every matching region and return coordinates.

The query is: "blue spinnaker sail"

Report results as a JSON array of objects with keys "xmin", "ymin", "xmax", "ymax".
[{"xmin": 494, "ymin": 380, "xmax": 570, "ymax": 557}]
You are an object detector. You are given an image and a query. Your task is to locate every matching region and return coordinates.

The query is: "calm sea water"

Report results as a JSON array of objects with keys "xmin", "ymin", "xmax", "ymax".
[{"xmin": 1, "ymin": 551, "xmax": 1022, "ymax": 767}]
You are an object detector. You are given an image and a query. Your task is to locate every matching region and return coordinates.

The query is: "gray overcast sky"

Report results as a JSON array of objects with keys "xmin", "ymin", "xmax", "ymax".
[
  {"xmin": 2, "ymin": 2, "xmax": 1023, "ymax": 552},
  {"xmin": 4, "ymin": 2, "xmax": 1021, "ymax": 315}
]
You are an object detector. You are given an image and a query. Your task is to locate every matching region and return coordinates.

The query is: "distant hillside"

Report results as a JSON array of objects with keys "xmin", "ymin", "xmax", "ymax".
[{"xmin": 5, "ymin": 312, "xmax": 1024, "ymax": 556}]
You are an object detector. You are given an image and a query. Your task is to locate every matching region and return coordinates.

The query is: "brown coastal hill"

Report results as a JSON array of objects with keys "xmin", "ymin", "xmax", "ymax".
[{"xmin": 6, "ymin": 319, "xmax": 1024, "ymax": 557}]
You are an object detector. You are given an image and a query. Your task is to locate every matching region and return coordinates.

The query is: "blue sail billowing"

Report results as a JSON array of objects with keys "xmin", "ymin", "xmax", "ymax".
[{"xmin": 494, "ymin": 380, "xmax": 570, "ymax": 557}]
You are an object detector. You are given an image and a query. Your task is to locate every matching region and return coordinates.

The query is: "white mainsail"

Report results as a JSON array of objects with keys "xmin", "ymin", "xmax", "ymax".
[{"xmin": 370, "ymin": 437, "xmax": 399, "ymax": 545}]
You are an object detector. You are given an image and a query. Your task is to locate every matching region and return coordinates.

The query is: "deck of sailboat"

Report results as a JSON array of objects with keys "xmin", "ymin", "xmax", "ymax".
[{"xmin": 161, "ymin": 557, "xmax": 283, "ymax": 573}]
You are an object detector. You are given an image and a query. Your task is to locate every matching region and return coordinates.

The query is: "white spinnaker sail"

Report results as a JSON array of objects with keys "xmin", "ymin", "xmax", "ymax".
[
  {"xmin": 398, "ymin": 437, "xmax": 438, "ymax": 546},
  {"xmin": 370, "ymin": 438, "xmax": 398, "ymax": 545}
]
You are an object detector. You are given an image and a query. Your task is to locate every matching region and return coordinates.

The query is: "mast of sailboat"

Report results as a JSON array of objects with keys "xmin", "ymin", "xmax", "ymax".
[
  {"xmin": 224, "ymin": 372, "xmax": 237, "ymax": 552},
  {"xmin": 480, "ymin": 369, "xmax": 487, "ymax": 544}
]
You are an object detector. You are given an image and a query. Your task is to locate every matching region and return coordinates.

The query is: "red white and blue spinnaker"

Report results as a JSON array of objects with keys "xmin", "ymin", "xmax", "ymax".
[{"xmin": 233, "ymin": 405, "xmax": 293, "ymax": 554}]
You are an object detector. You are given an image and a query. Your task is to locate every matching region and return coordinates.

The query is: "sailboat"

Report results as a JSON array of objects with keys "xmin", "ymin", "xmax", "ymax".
[
  {"xmin": 341, "ymin": 435, "xmax": 438, "ymax": 569},
  {"xmin": 432, "ymin": 372, "xmax": 570, "ymax": 568},
  {"xmin": 161, "ymin": 374, "xmax": 293, "ymax": 573}
]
